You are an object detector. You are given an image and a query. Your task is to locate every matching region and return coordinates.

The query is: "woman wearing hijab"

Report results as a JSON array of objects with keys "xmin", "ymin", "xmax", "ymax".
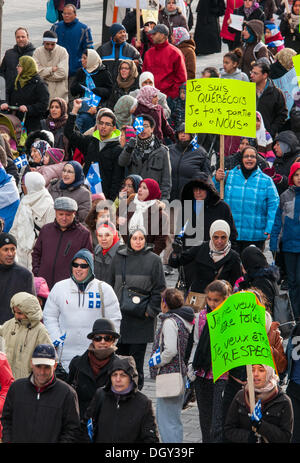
[
  {"xmin": 108, "ymin": 60, "xmax": 139, "ymax": 110},
  {"xmin": 118, "ymin": 178, "xmax": 169, "ymax": 256},
  {"xmin": 43, "ymin": 248, "xmax": 122, "ymax": 372},
  {"xmin": 159, "ymin": 0, "xmax": 189, "ymax": 37},
  {"xmin": 172, "ymin": 27, "xmax": 196, "ymax": 80},
  {"xmin": 214, "ymin": 146, "xmax": 279, "ymax": 254},
  {"xmin": 129, "ymin": 71, "xmax": 171, "ymax": 119},
  {"xmin": 0, "ymin": 55, "xmax": 49, "ymax": 134},
  {"xmin": 114, "ymin": 172, "xmax": 142, "ymax": 214},
  {"xmin": 228, "ymin": 0, "xmax": 264, "ymax": 46},
  {"xmin": 70, "ymin": 49, "xmax": 113, "ymax": 133},
  {"xmin": 256, "ymin": 111, "xmax": 275, "ymax": 165},
  {"xmin": 193, "ymin": 0, "xmax": 225, "ymax": 55},
  {"xmin": 48, "ymin": 160, "xmax": 92, "ymax": 223},
  {"xmin": 169, "ymin": 220, "xmax": 242, "ymax": 293},
  {"xmin": 113, "ymin": 95, "xmax": 137, "ymax": 130},
  {"xmin": 40, "ymin": 97, "xmax": 70, "ymax": 157},
  {"xmin": 0, "ymin": 161, "xmax": 20, "ymax": 233},
  {"xmin": 133, "ymin": 86, "xmax": 175, "ymax": 142},
  {"xmin": 10, "ymin": 172, "xmax": 55, "ymax": 270},
  {"xmin": 94, "ymin": 221, "xmax": 120, "ymax": 284},
  {"xmin": 85, "ymin": 199, "xmax": 116, "ymax": 248},
  {"xmin": 280, "ymin": 0, "xmax": 300, "ymax": 54},
  {"xmin": 224, "ymin": 364, "xmax": 293, "ymax": 442},
  {"xmin": 108, "ymin": 227, "xmax": 166, "ymax": 390}
]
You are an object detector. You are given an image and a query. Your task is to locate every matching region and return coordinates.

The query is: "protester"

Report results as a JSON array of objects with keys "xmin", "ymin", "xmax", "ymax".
[
  {"xmin": 0, "ymin": 161, "xmax": 19, "ymax": 233},
  {"xmin": 172, "ymin": 27, "xmax": 196, "ymax": 80},
  {"xmin": 240, "ymin": 20, "xmax": 269, "ymax": 78},
  {"xmin": 1, "ymin": 343, "xmax": 80, "ymax": 443},
  {"xmin": 228, "ymin": 0, "xmax": 264, "ymax": 46},
  {"xmin": 271, "ymin": 131, "xmax": 300, "ymax": 193},
  {"xmin": 33, "ymin": 147, "xmax": 66, "ymax": 187},
  {"xmin": 158, "ymin": 0, "xmax": 189, "ymax": 37},
  {"xmin": 264, "ymin": 21, "xmax": 285, "ymax": 56},
  {"xmin": 33, "ymin": 30, "xmax": 69, "ymax": 103},
  {"xmin": 0, "ymin": 347, "xmax": 14, "ymax": 442},
  {"xmin": 94, "ymin": 221, "xmax": 120, "ymax": 283},
  {"xmin": 193, "ymin": 0, "xmax": 225, "ymax": 55},
  {"xmin": 43, "ymin": 248, "xmax": 121, "ymax": 372},
  {"xmin": 220, "ymin": 0, "xmax": 244, "ymax": 51},
  {"xmin": 131, "ymin": 11, "xmax": 157, "ymax": 59},
  {"xmin": 114, "ymin": 95, "xmax": 137, "ymax": 130},
  {"xmin": 85, "ymin": 199, "xmax": 116, "ymax": 248},
  {"xmin": 269, "ymin": 47, "xmax": 297, "ymax": 80},
  {"xmin": 0, "ymin": 292, "xmax": 53, "ymax": 379},
  {"xmin": 108, "ymin": 60, "xmax": 139, "ymax": 110},
  {"xmin": 40, "ymin": 97, "xmax": 70, "ymax": 155},
  {"xmin": 280, "ymin": 0, "xmax": 300, "ymax": 54},
  {"xmin": 10, "ymin": 171, "xmax": 55, "ymax": 269},
  {"xmin": 220, "ymin": 48, "xmax": 249, "ymax": 81},
  {"xmin": 108, "ymin": 227, "xmax": 166, "ymax": 390},
  {"xmin": 32, "ymin": 197, "xmax": 93, "ymax": 290},
  {"xmin": 68, "ymin": 318, "xmax": 120, "ymax": 418},
  {"xmin": 150, "ymin": 288, "xmax": 194, "ymax": 443},
  {"xmin": 0, "ymin": 232, "xmax": 35, "ymax": 325}
]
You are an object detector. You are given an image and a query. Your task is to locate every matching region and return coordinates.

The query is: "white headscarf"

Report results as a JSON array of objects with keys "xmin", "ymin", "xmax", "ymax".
[
  {"xmin": 209, "ymin": 220, "xmax": 231, "ymax": 263},
  {"xmin": 139, "ymin": 71, "xmax": 155, "ymax": 88},
  {"xmin": 256, "ymin": 111, "xmax": 273, "ymax": 148}
]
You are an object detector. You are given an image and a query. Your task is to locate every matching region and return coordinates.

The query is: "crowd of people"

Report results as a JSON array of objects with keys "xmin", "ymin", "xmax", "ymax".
[{"xmin": 0, "ymin": 0, "xmax": 300, "ymax": 445}]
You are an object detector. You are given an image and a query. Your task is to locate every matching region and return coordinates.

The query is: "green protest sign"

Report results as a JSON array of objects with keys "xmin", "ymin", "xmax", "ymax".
[
  {"xmin": 185, "ymin": 78, "xmax": 256, "ymax": 137},
  {"xmin": 206, "ymin": 291, "xmax": 276, "ymax": 382}
]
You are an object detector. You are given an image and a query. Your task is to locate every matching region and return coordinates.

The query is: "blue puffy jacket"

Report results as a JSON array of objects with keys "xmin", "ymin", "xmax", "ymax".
[{"xmin": 213, "ymin": 165, "xmax": 279, "ymax": 241}]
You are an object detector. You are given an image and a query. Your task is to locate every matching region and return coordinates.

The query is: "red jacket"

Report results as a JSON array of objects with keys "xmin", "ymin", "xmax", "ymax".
[
  {"xmin": 0, "ymin": 353, "xmax": 14, "ymax": 439},
  {"xmin": 142, "ymin": 41, "xmax": 187, "ymax": 99},
  {"xmin": 220, "ymin": 0, "xmax": 244, "ymax": 42},
  {"xmin": 32, "ymin": 220, "xmax": 93, "ymax": 290}
]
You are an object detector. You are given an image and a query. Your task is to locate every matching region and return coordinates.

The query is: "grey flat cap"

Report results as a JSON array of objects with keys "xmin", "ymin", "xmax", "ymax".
[{"xmin": 54, "ymin": 197, "xmax": 78, "ymax": 211}]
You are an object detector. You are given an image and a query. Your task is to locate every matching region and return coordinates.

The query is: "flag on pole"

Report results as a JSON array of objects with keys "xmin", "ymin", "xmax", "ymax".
[
  {"xmin": 53, "ymin": 332, "xmax": 67, "ymax": 348},
  {"xmin": 80, "ymin": 84, "xmax": 101, "ymax": 108},
  {"xmin": 13, "ymin": 154, "xmax": 28, "ymax": 169},
  {"xmin": 190, "ymin": 136, "xmax": 200, "ymax": 151},
  {"xmin": 84, "ymin": 163, "xmax": 103, "ymax": 194},
  {"xmin": 133, "ymin": 116, "xmax": 144, "ymax": 135}
]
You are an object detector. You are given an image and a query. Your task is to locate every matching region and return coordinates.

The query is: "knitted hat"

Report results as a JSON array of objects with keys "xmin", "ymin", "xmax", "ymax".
[
  {"xmin": 46, "ymin": 147, "xmax": 65, "ymax": 164},
  {"xmin": 241, "ymin": 245, "xmax": 268, "ymax": 272},
  {"xmin": 126, "ymin": 174, "xmax": 143, "ymax": 192},
  {"xmin": 123, "ymin": 126, "xmax": 136, "ymax": 143},
  {"xmin": 31, "ymin": 140, "xmax": 51, "ymax": 160},
  {"xmin": 0, "ymin": 232, "xmax": 17, "ymax": 248},
  {"xmin": 34, "ymin": 277, "xmax": 50, "ymax": 299},
  {"xmin": 43, "ymin": 30, "xmax": 58, "ymax": 42},
  {"xmin": 110, "ymin": 23, "xmax": 126, "ymax": 39},
  {"xmin": 288, "ymin": 162, "xmax": 300, "ymax": 185},
  {"xmin": 140, "ymin": 178, "xmax": 161, "ymax": 200}
]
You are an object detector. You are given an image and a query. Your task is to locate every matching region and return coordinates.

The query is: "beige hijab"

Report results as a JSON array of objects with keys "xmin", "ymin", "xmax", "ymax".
[{"xmin": 85, "ymin": 49, "xmax": 102, "ymax": 73}]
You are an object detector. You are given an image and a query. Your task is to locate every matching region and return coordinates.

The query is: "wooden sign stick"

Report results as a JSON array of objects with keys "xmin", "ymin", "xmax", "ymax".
[
  {"xmin": 219, "ymin": 134, "xmax": 225, "ymax": 200},
  {"xmin": 136, "ymin": 0, "xmax": 141, "ymax": 42},
  {"xmin": 246, "ymin": 364, "xmax": 256, "ymax": 414}
]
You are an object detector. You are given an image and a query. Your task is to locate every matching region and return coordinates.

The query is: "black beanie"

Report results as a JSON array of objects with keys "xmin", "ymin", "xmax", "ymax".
[
  {"xmin": 0, "ymin": 232, "xmax": 17, "ymax": 248},
  {"xmin": 241, "ymin": 245, "xmax": 268, "ymax": 272}
]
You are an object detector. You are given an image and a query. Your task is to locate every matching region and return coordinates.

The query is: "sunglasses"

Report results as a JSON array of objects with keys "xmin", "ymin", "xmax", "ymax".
[
  {"xmin": 72, "ymin": 262, "xmax": 89, "ymax": 269},
  {"xmin": 93, "ymin": 335, "xmax": 114, "ymax": 342}
]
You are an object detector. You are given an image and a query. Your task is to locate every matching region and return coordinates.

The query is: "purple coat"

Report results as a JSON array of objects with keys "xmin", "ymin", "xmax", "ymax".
[{"xmin": 32, "ymin": 220, "xmax": 92, "ymax": 289}]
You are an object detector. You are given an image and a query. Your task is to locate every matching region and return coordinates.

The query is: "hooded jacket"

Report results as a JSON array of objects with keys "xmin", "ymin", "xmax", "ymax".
[
  {"xmin": 0, "ymin": 292, "xmax": 53, "ymax": 380},
  {"xmin": 272, "ymin": 131, "xmax": 300, "ymax": 190},
  {"xmin": 43, "ymin": 249, "xmax": 121, "ymax": 372},
  {"xmin": 241, "ymin": 19, "xmax": 269, "ymax": 77},
  {"xmin": 0, "ymin": 42, "xmax": 35, "ymax": 97},
  {"xmin": 271, "ymin": 185, "xmax": 300, "ymax": 253},
  {"xmin": 83, "ymin": 356, "xmax": 159, "ymax": 443}
]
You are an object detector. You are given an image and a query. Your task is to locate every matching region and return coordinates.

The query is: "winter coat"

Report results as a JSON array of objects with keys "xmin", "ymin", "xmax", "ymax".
[
  {"xmin": 179, "ymin": 176, "xmax": 238, "ymax": 244},
  {"xmin": 270, "ymin": 186, "xmax": 300, "ymax": 253},
  {"xmin": 213, "ymin": 165, "xmax": 279, "ymax": 241},
  {"xmin": 224, "ymin": 387, "xmax": 293, "ymax": 443},
  {"xmin": 68, "ymin": 350, "xmax": 119, "ymax": 418},
  {"xmin": 169, "ymin": 142, "xmax": 211, "ymax": 201},
  {"xmin": 130, "ymin": 88, "xmax": 171, "ymax": 119},
  {"xmin": 228, "ymin": 4, "xmax": 265, "ymax": 45},
  {"xmin": 35, "ymin": 162, "xmax": 66, "ymax": 187},
  {"xmin": 0, "ymin": 263, "xmax": 35, "ymax": 325},
  {"xmin": 9, "ymin": 187, "xmax": 55, "ymax": 270},
  {"xmin": 108, "ymin": 244, "xmax": 166, "ymax": 344},
  {"xmin": 83, "ymin": 356, "xmax": 159, "ymax": 443},
  {"xmin": 108, "ymin": 76, "xmax": 139, "ymax": 111},
  {"xmin": 290, "ymin": 104, "xmax": 300, "ymax": 143},
  {"xmin": 0, "ymin": 42, "xmax": 35, "ymax": 97},
  {"xmin": 216, "ymin": 150, "xmax": 268, "ymax": 172},
  {"xmin": 118, "ymin": 136, "xmax": 172, "ymax": 200},
  {"xmin": 133, "ymin": 102, "xmax": 175, "ymax": 142},
  {"xmin": 142, "ymin": 40, "xmax": 187, "ymax": 99},
  {"xmin": 94, "ymin": 241, "xmax": 120, "ymax": 283},
  {"xmin": 220, "ymin": 0, "xmax": 244, "ymax": 43},
  {"xmin": 70, "ymin": 64, "xmax": 113, "ymax": 107},
  {"xmin": 1, "ymin": 374, "xmax": 80, "ymax": 443},
  {"xmin": 33, "ymin": 44, "xmax": 69, "ymax": 103},
  {"xmin": 241, "ymin": 20, "xmax": 270, "ymax": 78},
  {"xmin": 280, "ymin": 14, "xmax": 300, "ymax": 54},
  {"xmin": 177, "ymin": 39, "xmax": 196, "ymax": 80},
  {"xmin": 169, "ymin": 241, "xmax": 242, "ymax": 292},
  {"xmin": 239, "ymin": 265, "xmax": 280, "ymax": 312},
  {"xmin": 32, "ymin": 220, "xmax": 93, "ymax": 290},
  {"xmin": 272, "ymin": 131, "xmax": 300, "ymax": 191},
  {"xmin": 256, "ymin": 78, "xmax": 288, "ymax": 138},
  {"xmin": 0, "ymin": 296, "xmax": 53, "ymax": 380},
  {"xmin": 158, "ymin": 8, "xmax": 189, "ymax": 37},
  {"xmin": 48, "ymin": 178, "xmax": 92, "ymax": 224},
  {"xmin": 64, "ymin": 114, "xmax": 124, "ymax": 201},
  {"xmin": 117, "ymin": 197, "xmax": 169, "ymax": 256},
  {"xmin": 8, "ymin": 75, "xmax": 49, "ymax": 134},
  {"xmin": 0, "ymin": 353, "xmax": 14, "ymax": 440},
  {"xmin": 51, "ymin": 18, "xmax": 93, "ymax": 76},
  {"xmin": 194, "ymin": 0, "xmax": 225, "ymax": 54},
  {"xmin": 43, "ymin": 277, "xmax": 121, "ymax": 371},
  {"xmin": 97, "ymin": 40, "xmax": 142, "ymax": 82}
]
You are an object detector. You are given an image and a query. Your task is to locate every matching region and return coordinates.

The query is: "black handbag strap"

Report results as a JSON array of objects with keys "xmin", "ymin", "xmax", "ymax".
[{"xmin": 122, "ymin": 256, "xmax": 127, "ymax": 286}]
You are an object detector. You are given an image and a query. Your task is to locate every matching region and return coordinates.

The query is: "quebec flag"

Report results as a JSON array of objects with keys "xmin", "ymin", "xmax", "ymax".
[
  {"xmin": 84, "ymin": 162, "xmax": 103, "ymax": 194},
  {"xmin": 14, "ymin": 154, "xmax": 28, "ymax": 169}
]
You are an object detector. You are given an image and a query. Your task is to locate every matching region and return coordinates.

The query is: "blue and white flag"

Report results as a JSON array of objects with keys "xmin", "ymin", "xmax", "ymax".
[
  {"xmin": 80, "ymin": 84, "xmax": 101, "ymax": 108},
  {"xmin": 87, "ymin": 418, "xmax": 93, "ymax": 442},
  {"xmin": 251, "ymin": 399, "xmax": 262, "ymax": 422},
  {"xmin": 53, "ymin": 332, "xmax": 67, "ymax": 348},
  {"xmin": 13, "ymin": 154, "xmax": 28, "ymax": 169},
  {"xmin": 133, "ymin": 116, "xmax": 144, "ymax": 135},
  {"xmin": 149, "ymin": 347, "xmax": 161, "ymax": 367},
  {"xmin": 84, "ymin": 162, "xmax": 103, "ymax": 194},
  {"xmin": 190, "ymin": 136, "xmax": 200, "ymax": 151}
]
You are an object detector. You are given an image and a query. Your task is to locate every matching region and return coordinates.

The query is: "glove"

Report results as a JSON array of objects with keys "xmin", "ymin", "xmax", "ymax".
[
  {"xmin": 187, "ymin": 363, "xmax": 196, "ymax": 382},
  {"xmin": 172, "ymin": 237, "xmax": 183, "ymax": 255},
  {"xmin": 126, "ymin": 136, "xmax": 136, "ymax": 152},
  {"xmin": 272, "ymin": 173, "xmax": 283, "ymax": 184},
  {"xmin": 250, "ymin": 399, "xmax": 262, "ymax": 424}
]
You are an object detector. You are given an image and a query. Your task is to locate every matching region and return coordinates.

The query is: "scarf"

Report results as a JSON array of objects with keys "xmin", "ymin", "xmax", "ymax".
[
  {"xmin": 129, "ymin": 194, "xmax": 156, "ymax": 232},
  {"xmin": 88, "ymin": 343, "xmax": 117, "ymax": 377},
  {"xmin": 96, "ymin": 222, "xmax": 120, "ymax": 256},
  {"xmin": 114, "ymin": 95, "xmax": 137, "ymax": 128},
  {"xmin": 244, "ymin": 365, "xmax": 279, "ymax": 405},
  {"xmin": 173, "ymin": 26, "xmax": 190, "ymax": 45},
  {"xmin": 60, "ymin": 160, "xmax": 84, "ymax": 190},
  {"xmin": 116, "ymin": 60, "xmax": 138, "ymax": 90},
  {"xmin": 136, "ymin": 134, "xmax": 155, "ymax": 157},
  {"xmin": 85, "ymin": 49, "xmax": 102, "ymax": 73},
  {"xmin": 209, "ymin": 240, "xmax": 231, "ymax": 263},
  {"xmin": 290, "ymin": 11, "xmax": 300, "ymax": 29},
  {"xmin": 244, "ymin": 1, "xmax": 259, "ymax": 17},
  {"xmin": 137, "ymin": 85, "xmax": 159, "ymax": 110},
  {"xmin": 14, "ymin": 55, "xmax": 38, "ymax": 90},
  {"xmin": 111, "ymin": 381, "xmax": 134, "ymax": 396},
  {"xmin": 46, "ymin": 97, "xmax": 68, "ymax": 131}
]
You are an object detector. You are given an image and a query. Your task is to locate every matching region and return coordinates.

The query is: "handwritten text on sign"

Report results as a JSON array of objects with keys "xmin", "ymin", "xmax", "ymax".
[
  {"xmin": 185, "ymin": 78, "xmax": 256, "ymax": 137},
  {"xmin": 206, "ymin": 292, "xmax": 275, "ymax": 382}
]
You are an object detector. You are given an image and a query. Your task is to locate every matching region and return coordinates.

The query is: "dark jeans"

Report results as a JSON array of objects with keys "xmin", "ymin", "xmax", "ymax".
[
  {"xmin": 234, "ymin": 240, "xmax": 265, "ymax": 255},
  {"xmin": 117, "ymin": 342, "xmax": 147, "ymax": 390},
  {"xmin": 284, "ymin": 252, "xmax": 300, "ymax": 320}
]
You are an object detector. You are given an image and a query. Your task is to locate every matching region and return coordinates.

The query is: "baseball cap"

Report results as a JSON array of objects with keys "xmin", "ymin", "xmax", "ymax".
[
  {"xmin": 148, "ymin": 24, "xmax": 169, "ymax": 36},
  {"xmin": 32, "ymin": 344, "xmax": 57, "ymax": 366}
]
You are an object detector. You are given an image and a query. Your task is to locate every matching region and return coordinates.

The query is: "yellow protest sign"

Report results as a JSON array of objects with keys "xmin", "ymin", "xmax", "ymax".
[
  {"xmin": 292, "ymin": 54, "xmax": 300, "ymax": 85},
  {"xmin": 185, "ymin": 78, "xmax": 256, "ymax": 137}
]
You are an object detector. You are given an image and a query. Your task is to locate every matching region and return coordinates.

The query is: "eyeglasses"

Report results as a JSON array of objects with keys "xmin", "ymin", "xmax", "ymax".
[
  {"xmin": 98, "ymin": 121, "xmax": 113, "ymax": 127},
  {"xmin": 72, "ymin": 262, "xmax": 89, "ymax": 269},
  {"xmin": 93, "ymin": 335, "xmax": 114, "ymax": 342},
  {"xmin": 143, "ymin": 124, "xmax": 151, "ymax": 128}
]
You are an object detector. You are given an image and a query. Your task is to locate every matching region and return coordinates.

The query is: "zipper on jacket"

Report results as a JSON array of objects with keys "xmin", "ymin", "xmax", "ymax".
[{"xmin": 51, "ymin": 230, "xmax": 64, "ymax": 287}]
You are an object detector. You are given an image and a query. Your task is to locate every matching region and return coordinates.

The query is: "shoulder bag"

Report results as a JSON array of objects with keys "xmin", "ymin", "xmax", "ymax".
[
  {"xmin": 120, "ymin": 256, "xmax": 151, "ymax": 319},
  {"xmin": 185, "ymin": 265, "xmax": 224, "ymax": 312},
  {"xmin": 46, "ymin": 0, "xmax": 59, "ymax": 24}
]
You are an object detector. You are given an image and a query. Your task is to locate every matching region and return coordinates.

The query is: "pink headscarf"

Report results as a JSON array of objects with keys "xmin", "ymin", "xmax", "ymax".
[
  {"xmin": 137, "ymin": 85, "xmax": 159, "ymax": 109},
  {"xmin": 172, "ymin": 26, "xmax": 190, "ymax": 46}
]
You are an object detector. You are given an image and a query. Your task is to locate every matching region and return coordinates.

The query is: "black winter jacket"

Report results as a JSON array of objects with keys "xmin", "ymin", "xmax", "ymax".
[
  {"xmin": 64, "ymin": 114, "xmax": 124, "ymax": 200},
  {"xmin": 70, "ymin": 64, "xmax": 113, "ymax": 106},
  {"xmin": 0, "ymin": 42, "xmax": 35, "ymax": 96},
  {"xmin": 1, "ymin": 374, "xmax": 80, "ymax": 443},
  {"xmin": 97, "ymin": 40, "xmax": 142, "ymax": 81},
  {"xmin": 257, "ymin": 79, "xmax": 288, "ymax": 138},
  {"xmin": 273, "ymin": 130, "xmax": 300, "ymax": 192},
  {"xmin": 169, "ymin": 241, "xmax": 242, "ymax": 292}
]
